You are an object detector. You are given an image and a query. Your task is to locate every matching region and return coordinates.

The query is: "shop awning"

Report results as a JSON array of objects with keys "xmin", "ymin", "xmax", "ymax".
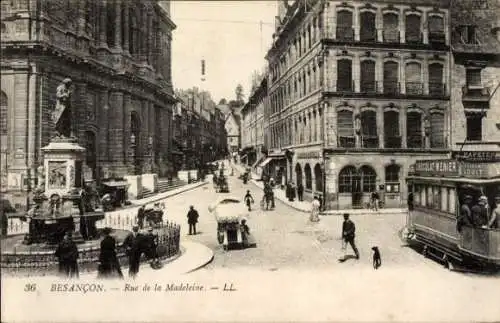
[
  {"xmin": 102, "ymin": 181, "xmax": 129, "ymax": 188},
  {"xmin": 259, "ymin": 157, "xmax": 273, "ymax": 168}
]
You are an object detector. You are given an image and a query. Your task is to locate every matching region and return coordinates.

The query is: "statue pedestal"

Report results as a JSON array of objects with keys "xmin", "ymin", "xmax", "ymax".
[{"xmin": 41, "ymin": 137, "xmax": 86, "ymax": 242}]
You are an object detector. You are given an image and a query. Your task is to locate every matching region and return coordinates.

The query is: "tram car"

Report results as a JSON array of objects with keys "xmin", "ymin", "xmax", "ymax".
[
  {"xmin": 208, "ymin": 197, "xmax": 250, "ymax": 250},
  {"xmin": 404, "ymin": 158, "xmax": 500, "ymax": 271}
]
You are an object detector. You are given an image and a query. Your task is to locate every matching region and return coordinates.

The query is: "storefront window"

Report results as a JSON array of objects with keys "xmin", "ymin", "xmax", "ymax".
[
  {"xmin": 441, "ymin": 187, "xmax": 448, "ymax": 212},
  {"xmin": 420, "ymin": 185, "xmax": 426, "ymax": 207},
  {"xmin": 448, "ymin": 188, "xmax": 456, "ymax": 214},
  {"xmin": 415, "ymin": 185, "xmax": 421, "ymax": 206},
  {"xmin": 433, "ymin": 186, "xmax": 441, "ymax": 210}
]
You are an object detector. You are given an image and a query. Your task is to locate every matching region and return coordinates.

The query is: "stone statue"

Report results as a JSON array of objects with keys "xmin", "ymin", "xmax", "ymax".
[{"xmin": 52, "ymin": 78, "xmax": 73, "ymax": 138}]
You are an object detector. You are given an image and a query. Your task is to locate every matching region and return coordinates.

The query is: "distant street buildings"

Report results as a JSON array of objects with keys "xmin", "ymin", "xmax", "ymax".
[{"xmin": 241, "ymin": 0, "xmax": 500, "ymax": 210}]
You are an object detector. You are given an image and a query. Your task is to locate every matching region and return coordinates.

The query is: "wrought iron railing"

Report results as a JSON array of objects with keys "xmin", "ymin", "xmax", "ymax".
[
  {"xmin": 338, "ymin": 136, "xmax": 356, "ymax": 148},
  {"xmin": 385, "ymin": 136, "xmax": 402, "ymax": 148},
  {"xmin": 360, "ymin": 29, "xmax": 377, "ymax": 42},
  {"xmin": 360, "ymin": 81, "xmax": 378, "ymax": 93},
  {"xmin": 429, "ymin": 31, "xmax": 446, "ymax": 44},
  {"xmin": 407, "ymin": 135, "xmax": 423, "ymax": 148},
  {"xmin": 406, "ymin": 82, "xmax": 424, "ymax": 95},
  {"xmin": 336, "ymin": 26, "xmax": 355, "ymax": 41},
  {"xmin": 361, "ymin": 136, "xmax": 379, "ymax": 148},
  {"xmin": 383, "ymin": 81, "xmax": 400, "ymax": 95},
  {"xmin": 383, "ymin": 29, "xmax": 400, "ymax": 43},
  {"xmin": 336, "ymin": 80, "xmax": 355, "ymax": 92},
  {"xmin": 429, "ymin": 82, "xmax": 446, "ymax": 96}
]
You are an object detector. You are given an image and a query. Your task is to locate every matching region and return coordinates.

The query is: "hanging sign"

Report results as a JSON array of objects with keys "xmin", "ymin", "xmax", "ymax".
[{"xmin": 451, "ymin": 151, "xmax": 500, "ymax": 162}]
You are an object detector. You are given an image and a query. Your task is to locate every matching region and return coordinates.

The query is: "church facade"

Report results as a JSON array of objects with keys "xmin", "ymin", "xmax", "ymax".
[{"xmin": 0, "ymin": 0, "xmax": 176, "ymax": 191}]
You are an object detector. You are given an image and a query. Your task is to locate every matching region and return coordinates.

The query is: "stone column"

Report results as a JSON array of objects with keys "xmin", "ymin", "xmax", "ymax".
[
  {"xmin": 400, "ymin": 106, "xmax": 407, "ymax": 148},
  {"xmin": 377, "ymin": 105, "xmax": 384, "ymax": 148},
  {"xmin": 399, "ymin": 7, "xmax": 405, "ymax": 44},
  {"xmin": 141, "ymin": 7, "xmax": 148, "ymax": 63},
  {"xmin": 423, "ymin": 55, "xmax": 429, "ymax": 95},
  {"xmin": 353, "ymin": 53, "xmax": 360, "ymax": 92},
  {"xmin": 98, "ymin": 89, "xmax": 109, "ymax": 176},
  {"xmin": 353, "ymin": 6, "xmax": 360, "ymax": 41},
  {"xmin": 148, "ymin": 102, "xmax": 155, "ymax": 170},
  {"xmin": 113, "ymin": 0, "xmax": 122, "ymax": 50},
  {"xmin": 376, "ymin": 7, "xmax": 383, "ymax": 42},
  {"xmin": 73, "ymin": 81, "xmax": 87, "ymax": 143},
  {"xmin": 77, "ymin": 0, "xmax": 87, "ymax": 35},
  {"xmin": 316, "ymin": 106, "xmax": 321, "ymax": 143},
  {"xmin": 140, "ymin": 100, "xmax": 149, "ymax": 173},
  {"xmin": 354, "ymin": 106, "xmax": 361, "ymax": 148},
  {"xmin": 108, "ymin": 91, "xmax": 125, "ymax": 176},
  {"xmin": 400, "ymin": 55, "xmax": 406, "ymax": 94},
  {"xmin": 98, "ymin": 1, "xmax": 107, "ymax": 47},
  {"xmin": 122, "ymin": 1, "xmax": 130, "ymax": 54},
  {"xmin": 147, "ymin": 9, "xmax": 154, "ymax": 66},
  {"xmin": 123, "ymin": 93, "xmax": 132, "ymax": 168}
]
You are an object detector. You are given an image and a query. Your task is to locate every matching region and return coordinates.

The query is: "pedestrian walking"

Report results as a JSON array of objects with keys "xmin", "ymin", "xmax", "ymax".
[
  {"xmin": 297, "ymin": 183, "xmax": 304, "ymax": 201},
  {"xmin": 98, "ymin": 227, "xmax": 124, "ymax": 279},
  {"xmin": 122, "ymin": 226, "xmax": 142, "ymax": 278},
  {"xmin": 244, "ymin": 190, "xmax": 255, "ymax": 211},
  {"xmin": 187, "ymin": 205, "xmax": 199, "ymax": 235},
  {"xmin": 137, "ymin": 205, "xmax": 145, "ymax": 229},
  {"xmin": 54, "ymin": 231, "xmax": 79, "ymax": 278},
  {"xmin": 341, "ymin": 213, "xmax": 359, "ymax": 260},
  {"xmin": 310, "ymin": 196, "xmax": 321, "ymax": 222},
  {"xmin": 145, "ymin": 227, "xmax": 161, "ymax": 269}
]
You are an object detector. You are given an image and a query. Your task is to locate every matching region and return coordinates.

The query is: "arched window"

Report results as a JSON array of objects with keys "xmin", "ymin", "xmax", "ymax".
[
  {"xmin": 406, "ymin": 62, "xmax": 422, "ymax": 95},
  {"xmin": 384, "ymin": 110, "xmax": 400, "ymax": 148},
  {"xmin": 360, "ymin": 165, "xmax": 377, "ymax": 193},
  {"xmin": 304, "ymin": 164, "xmax": 312, "ymax": 190},
  {"xmin": 405, "ymin": 14, "xmax": 421, "ymax": 43},
  {"xmin": 295, "ymin": 163, "xmax": 303, "ymax": 187},
  {"xmin": 361, "ymin": 110, "xmax": 378, "ymax": 148},
  {"xmin": 385, "ymin": 164, "xmax": 400, "ymax": 193},
  {"xmin": 360, "ymin": 11, "xmax": 376, "ymax": 41},
  {"xmin": 0, "ymin": 91, "xmax": 7, "ymax": 136},
  {"xmin": 106, "ymin": 2, "xmax": 116, "ymax": 48},
  {"xmin": 336, "ymin": 10, "xmax": 354, "ymax": 40},
  {"xmin": 383, "ymin": 61, "xmax": 399, "ymax": 94},
  {"xmin": 428, "ymin": 15, "xmax": 445, "ymax": 44},
  {"xmin": 383, "ymin": 13, "xmax": 399, "ymax": 42},
  {"xmin": 407, "ymin": 111, "xmax": 422, "ymax": 148},
  {"xmin": 339, "ymin": 166, "xmax": 357, "ymax": 193},
  {"xmin": 337, "ymin": 59, "xmax": 353, "ymax": 92},
  {"xmin": 360, "ymin": 60, "xmax": 376, "ymax": 93},
  {"xmin": 337, "ymin": 110, "xmax": 354, "ymax": 148},
  {"xmin": 429, "ymin": 63, "xmax": 444, "ymax": 96},
  {"xmin": 430, "ymin": 112, "xmax": 445, "ymax": 148},
  {"xmin": 314, "ymin": 164, "xmax": 323, "ymax": 192}
]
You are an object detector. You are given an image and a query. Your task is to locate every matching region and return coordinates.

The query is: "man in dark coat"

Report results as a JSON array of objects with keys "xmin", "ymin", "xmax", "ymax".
[
  {"xmin": 297, "ymin": 183, "xmax": 304, "ymax": 201},
  {"xmin": 342, "ymin": 213, "xmax": 359, "ymax": 259},
  {"xmin": 457, "ymin": 195, "xmax": 473, "ymax": 232},
  {"xmin": 187, "ymin": 205, "xmax": 199, "ymax": 235},
  {"xmin": 98, "ymin": 227, "xmax": 124, "ymax": 279},
  {"xmin": 137, "ymin": 206, "xmax": 145, "ymax": 229},
  {"xmin": 54, "ymin": 231, "xmax": 79, "ymax": 278},
  {"xmin": 122, "ymin": 226, "xmax": 142, "ymax": 278}
]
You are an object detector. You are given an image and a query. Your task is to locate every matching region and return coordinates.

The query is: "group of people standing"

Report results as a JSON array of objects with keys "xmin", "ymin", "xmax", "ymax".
[{"xmin": 458, "ymin": 194, "xmax": 500, "ymax": 232}]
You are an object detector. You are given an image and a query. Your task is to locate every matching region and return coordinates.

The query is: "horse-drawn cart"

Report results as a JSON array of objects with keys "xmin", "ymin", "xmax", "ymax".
[{"xmin": 208, "ymin": 197, "xmax": 254, "ymax": 250}]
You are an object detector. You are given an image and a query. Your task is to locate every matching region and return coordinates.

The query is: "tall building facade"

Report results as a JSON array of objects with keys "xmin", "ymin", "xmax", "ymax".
[
  {"xmin": 265, "ymin": 0, "xmax": 451, "ymax": 209},
  {"xmin": 241, "ymin": 77, "xmax": 267, "ymax": 169},
  {"xmin": 449, "ymin": 0, "xmax": 500, "ymax": 156},
  {"xmin": 0, "ymin": 0, "xmax": 176, "ymax": 191}
]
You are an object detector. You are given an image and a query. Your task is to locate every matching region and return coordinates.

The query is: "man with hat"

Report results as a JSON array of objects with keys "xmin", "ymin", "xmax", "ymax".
[
  {"xmin": 457, "ymin": 195, "xmax": 473, "ymax": 232},
  {"xmin": 187, "ymin": 205, "xmax": 199, "ymax": 235},
  {"xmin": 341, "ymin": 213, "xmax": 359, "ymax": 259},
  {"xmin": 471, "ymin": 195, "xmax": 489, "ymax": 228},
  {"xmin": 122, "ymin": 225, "xmax": 143, "ymax": 278},
  {"xmin": 98, "ymin": 227, "xmax": 123, "ymax": 279},
  {"xmin": 54, "ymin": 231, "xmax": 79, "ymax": 278},
  {"xmin": 488, "ymin": 196, "xmax": 500, "ymax": 229}
]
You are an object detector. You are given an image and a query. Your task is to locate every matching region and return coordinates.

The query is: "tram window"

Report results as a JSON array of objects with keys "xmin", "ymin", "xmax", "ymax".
[
  {"xmin": 433, "ymin": 186, "xmax": 442, "ymax": 210},
  {"xmin": 441, "ymin": 187, "xmax": 448, "ymax": 212},
  {"xmin": 427, "ymin": 186, "xmax": 433, "ymax": 207},
  {"xmin": 415, "ymin": 185, "xmax": 421, "ymax": 205},
  {"xmin": 449, "ymin": 188, "xmax": 456, "ymax": 214},
  {"xmin": 420, "ymin": 185, "xmax": 426, "ymax": 206}
]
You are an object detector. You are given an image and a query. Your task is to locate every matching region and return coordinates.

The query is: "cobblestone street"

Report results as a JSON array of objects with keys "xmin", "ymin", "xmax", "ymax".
[{"xmin": 161, "ymin": 168, "xmax": 440, "ymax": 271}]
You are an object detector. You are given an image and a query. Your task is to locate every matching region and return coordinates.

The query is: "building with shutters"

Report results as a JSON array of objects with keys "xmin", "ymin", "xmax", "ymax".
[
  {"xmin": 0, "ymin": 0, "xmax": 176, "ymax": 193},
  {"xmin": 265, "ymin": 0, "xmax": 451, "ymax": 210},
  {"xmin": 449, "ymin": 0, "xmax": 500, "ymax": 155}
]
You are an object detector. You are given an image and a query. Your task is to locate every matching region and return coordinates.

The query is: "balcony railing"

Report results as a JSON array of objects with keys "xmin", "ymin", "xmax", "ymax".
[
  {"xmin": 462, "ymin": 86, "xmax": 490, "ymax": 101},
  {"xmin": 336, "ymin": 26, "xmax": 354, "ymax": 41},
  {"xmin": 360, "ymin": 80, "xmax": 377, "ymax": 93},
  {"xmin": 383, "ymin": 29, "xmax": 400, "ymax": 43},
  {"xmin": 383, "ymin": 81, "xmax": 400, "ymax": 95},
  {"xmin": 429, "ymin": 82, "xmax": 446, "ymax": 96},
  {"xmin": 385, "ymin": 136, "xmax": 402, "ymax": 148},
  {"xmin": 360, "ymin": 29, "xmax": 377, "ymax": 42},
  {"xmin": 406, "ymin": 82, "xmax": 424, "ymax": 95},
  {"xmin": 407, "ymin": 135, "xmax": 423, "ymax": 148},
  {"xmin": 338, "ymin": 136, "xmax": 355, "ymax": 148},
  {"xmin": 361, "ymin": 136, "xmax": 379, "ymax": 148},
  {"xmin": 405, "ymin": 32, "xmax": 423, "ymax": 44},
  {"xmin": 429, "ymin": 31, "xmax": 446, "ymax": 44},
  {"xmin": 336, "ymin": 80, "xmax": 355, "ymax": 92}
]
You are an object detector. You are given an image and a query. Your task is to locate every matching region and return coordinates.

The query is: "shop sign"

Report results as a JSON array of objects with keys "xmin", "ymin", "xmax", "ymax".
[
  {"xmin": 461, "ymin": 163, "xmax": 489, "ymax": 178},
  {"xmin": 297, "ymin": 152, "xmax": 320, "ymax": 159},
  {"xmin": 414, "ymin": 160, "xmax": 459, "ymax": 176},
  {"xmin": 451, "ymin": 151, "xmax": 500, "ymax": 162}
]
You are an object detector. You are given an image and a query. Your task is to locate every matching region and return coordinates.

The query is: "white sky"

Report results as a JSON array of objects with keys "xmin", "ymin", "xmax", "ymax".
[{"xmin": 171, "ymin": 1, "xmax": 277, "ymax": 103}]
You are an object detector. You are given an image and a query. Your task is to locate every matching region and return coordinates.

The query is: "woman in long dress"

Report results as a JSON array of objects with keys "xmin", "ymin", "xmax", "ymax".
[
  {"xmin": 310, "ymin": 196, "xmax": 321, "ymax": 222},
  {"xmin": 98, "ymin": 227, "xmax": 124, "ymax": 279},
  {"xmin": 240, "ymin": 219, "xmax": 256, "ymax": 248}
]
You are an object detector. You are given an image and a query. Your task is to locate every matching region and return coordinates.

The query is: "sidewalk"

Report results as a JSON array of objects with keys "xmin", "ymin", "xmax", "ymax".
[
  {"xmin": 231, "ymin": 163, "xmax": 408, "ymax": 216},
  {"xmin": 129, "ymin": 180, "xmax": 209, "ymax": 206}
]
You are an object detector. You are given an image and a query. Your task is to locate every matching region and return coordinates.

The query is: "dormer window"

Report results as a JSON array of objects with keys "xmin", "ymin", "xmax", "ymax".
[{"xmin": 458, "ymin": 25, "xmax": 479, "ymax": 45}]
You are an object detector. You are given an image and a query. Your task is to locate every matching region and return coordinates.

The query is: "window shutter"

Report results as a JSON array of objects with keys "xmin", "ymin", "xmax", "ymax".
[
  {"xmin": 384, "ymin": 111, "xmax": 399, "ymax": 137},
  {"xmin": 337, "ymin": 110, "xmax": 354, "ymax": 137},
  {"xmin": 405, "ymin": 14, "xmax": 421, "ymax": 41},
  {"xmin": 383, "ymin": 13, "xmax": 399, "ymax": 42},
  {"xmin": 430, "ymin": 113, "xmax": 445, "ymax": 148},
  {"xmin": 361, "ymin": 111, "xmax": 377, "ymax": 136}
]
